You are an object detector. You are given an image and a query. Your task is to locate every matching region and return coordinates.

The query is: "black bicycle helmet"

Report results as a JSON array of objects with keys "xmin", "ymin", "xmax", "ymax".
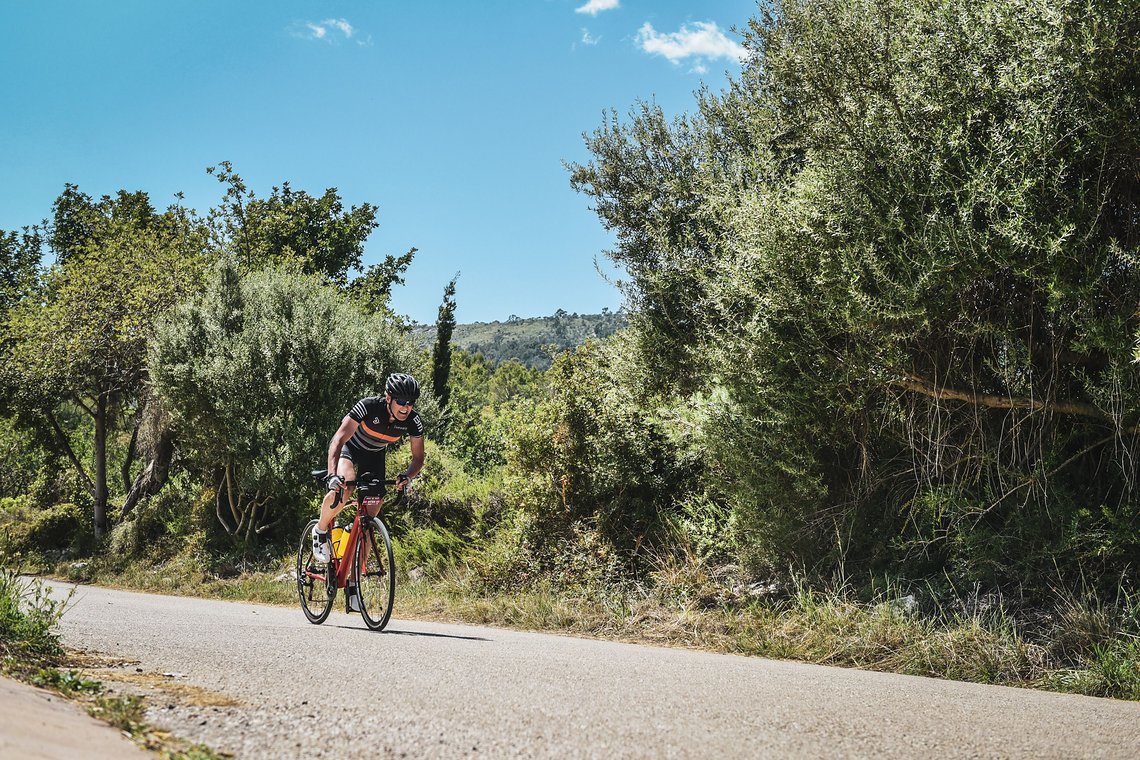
[{"xmin": 385, "ymin": 372, "xmax": 421, "ymax": 401}]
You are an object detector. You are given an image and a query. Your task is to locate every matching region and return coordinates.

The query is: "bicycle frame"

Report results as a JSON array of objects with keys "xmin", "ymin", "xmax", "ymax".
[
  {"xmin": 305, "ymin": 474, "xmax": 397, "ymax": 590},
  {"xmin": 326, "ymin": 504, "xmax": 369, "ymax": 590}
]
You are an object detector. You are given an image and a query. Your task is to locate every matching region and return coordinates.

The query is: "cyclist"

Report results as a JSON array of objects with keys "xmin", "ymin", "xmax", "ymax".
[{"xmin": 311, "ymin": 373, "xmax": 425, "ymax": 568}]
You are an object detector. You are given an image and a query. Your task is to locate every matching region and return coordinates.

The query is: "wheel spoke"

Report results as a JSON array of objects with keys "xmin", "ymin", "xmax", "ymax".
[
  {"xmin": 297, "ymin": 519, "xmax": 335, "ymax": 624},
  {"xmin": 354, "ymin": 519, "xmax": 395, "ymax": 630}
]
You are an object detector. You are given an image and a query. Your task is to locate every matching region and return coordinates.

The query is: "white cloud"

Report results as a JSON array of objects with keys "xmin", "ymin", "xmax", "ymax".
[
  {"xmin": 576, "ymin": 0, "xmax": 620, "ymax": 16},
  {"xmin": 292, "ymin": 18, "xmax": 371, "ymax": 46},
  {"xmin": 324, "ymin": 18, "xmax": 355, "ymax": 38},
  {"xmin": 635, "ymin": 21, "xmax": 746, "ymax": 66},
  {"xmin": 581, "ymin": 28, "xmax": 600, "ymax": 46}
]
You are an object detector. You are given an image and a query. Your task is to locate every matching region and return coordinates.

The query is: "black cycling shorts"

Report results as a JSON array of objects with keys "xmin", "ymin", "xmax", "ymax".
[{"xmin": 339, "ymin": 443, "xmax": 387, "ymax": 484}]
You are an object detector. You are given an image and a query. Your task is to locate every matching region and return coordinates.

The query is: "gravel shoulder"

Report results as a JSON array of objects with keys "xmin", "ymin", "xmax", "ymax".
[{"xmin": 26, "ymin": 580, "xmax": 1140, "ymax": 758}]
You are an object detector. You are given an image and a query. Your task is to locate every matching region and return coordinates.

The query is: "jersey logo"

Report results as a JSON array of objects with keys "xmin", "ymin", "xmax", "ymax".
[{"xmin": 372, "ymin": 418, "xmax": 380, "ymax": 424}]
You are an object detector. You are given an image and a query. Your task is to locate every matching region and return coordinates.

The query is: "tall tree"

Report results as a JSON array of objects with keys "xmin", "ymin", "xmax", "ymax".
[
  {"xmin": 207, "ymin": 161, "xmax": 378, "ymax": 284},
  {"xmin": 5, "ymin": 191, "xmax": 208, "ymax": 534},
  {"xmin": 432, "ymin": 275, "xmax": 459, "ymax": 410},
  {"xmin": 571, "ymin": 0, "xmax": 1140, "ymax": 584}
]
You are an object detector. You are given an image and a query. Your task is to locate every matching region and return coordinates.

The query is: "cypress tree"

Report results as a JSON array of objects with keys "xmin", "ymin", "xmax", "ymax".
[{"xmin": 432, "ymin": 275, "xmax": 458, "ymax": 409}]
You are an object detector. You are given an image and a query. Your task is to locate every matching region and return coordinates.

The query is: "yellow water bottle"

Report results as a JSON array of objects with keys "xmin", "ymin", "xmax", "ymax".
[{"xmin": 330, "ymin": 527, "xmax": 348, "ymax": 559}]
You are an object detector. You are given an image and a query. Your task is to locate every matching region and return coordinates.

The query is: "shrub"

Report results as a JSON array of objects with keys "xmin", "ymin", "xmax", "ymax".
[{"xmin": 0, "ymin": 498, "xmax": 93, "ymax": 558}]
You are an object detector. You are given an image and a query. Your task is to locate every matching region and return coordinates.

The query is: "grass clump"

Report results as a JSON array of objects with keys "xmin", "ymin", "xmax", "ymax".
[{"xmin": 0, "ymin": 559, "xmax": 69, "ymax": 673}]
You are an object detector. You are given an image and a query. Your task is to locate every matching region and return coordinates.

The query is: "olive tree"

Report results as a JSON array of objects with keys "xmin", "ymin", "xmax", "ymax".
[
  {"xmin": 571, "ymin": 0, "xmax": 1140, "ymax": 585},
  {"xmin": 150, "ymin": 262, "xmax": 429, "ymax": 543}
]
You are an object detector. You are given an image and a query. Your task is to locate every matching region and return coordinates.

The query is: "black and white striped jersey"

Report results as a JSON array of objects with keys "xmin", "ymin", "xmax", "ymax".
[{"xmin": 346, "ymin": 396, "xmax": 424, "ymax": 452}]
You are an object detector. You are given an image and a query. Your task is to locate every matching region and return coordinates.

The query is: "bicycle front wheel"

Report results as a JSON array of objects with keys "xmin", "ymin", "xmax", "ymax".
[
  {"xmin": 354, "ymin": 517, "xmax": 395, "ymax": 630},
  {"xmin": 297, "ymin": 519, "xmax": 335, "ymax": 624}
]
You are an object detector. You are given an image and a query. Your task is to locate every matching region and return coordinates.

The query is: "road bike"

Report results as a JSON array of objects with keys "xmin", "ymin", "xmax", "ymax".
[{"xmin": 296, "ymin": 470, "xmax": 398, "ymax": 630}]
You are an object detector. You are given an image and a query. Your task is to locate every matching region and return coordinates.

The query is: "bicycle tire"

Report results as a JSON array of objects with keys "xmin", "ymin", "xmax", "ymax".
[
  {"xmin": 297, "ymin": 519, "xmax": 335, "ymax": 624},
  {"xmin": 354, "ymin": 517, "xmax": 395, "ymax": 631}
]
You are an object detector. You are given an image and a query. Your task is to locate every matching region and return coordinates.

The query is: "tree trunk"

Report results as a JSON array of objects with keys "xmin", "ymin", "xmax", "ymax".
[
  {"xmin": 121, "ymin": 418, "xmax": 140, "ymax": 493},
  {"xmin": 120, "ymin": 422, "xmax": 176, "ymax": 519},
  {"xmin": 93, "ymin": 392, "xmax": 108, "ymax": 536}
]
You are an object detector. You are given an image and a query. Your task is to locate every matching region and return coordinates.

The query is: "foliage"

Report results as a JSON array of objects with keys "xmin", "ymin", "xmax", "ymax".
[
  {"xmin": 569, "ymin": 0, "xmax": 1140, "ymax": 587},
  {"xmin": 207, "ymin": 161, "xmax": 378, "ymax": 285},
  {"xmin": 347, "ymin": 247, "xmax": 416, "ymax": 321},
  {"xmin": 8, "ymin": 201, "xmax": 208, "ymax": 405},
  {"xmin": 150, "ymin": 261, "xmax": 430, "ymax": 544}
]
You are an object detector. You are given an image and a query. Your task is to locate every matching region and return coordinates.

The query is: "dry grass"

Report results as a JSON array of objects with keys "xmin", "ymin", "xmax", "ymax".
[{"xmin": 45, "ymin": 548, "xmax": 1140, "ymax": 701}]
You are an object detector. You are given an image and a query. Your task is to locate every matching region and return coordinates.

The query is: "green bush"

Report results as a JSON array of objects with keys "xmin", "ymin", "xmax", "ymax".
[
  {"xmin": 30, "ymin": 502, "xmax": 87, "ymax": 552},
  {"xmin": 150, "ymin": 262, "xmax": 433, "ymax": 547},
  {"xmin": 504, "ymin": 339, "xmax": 695, "ymax": 561},
  {"xmin": 0, "ymin": 498, "xmax": 92, "ymax": 558},
  {"xmin": 395, "ymin": 525, "xmax": 468, "ymax": 578}
]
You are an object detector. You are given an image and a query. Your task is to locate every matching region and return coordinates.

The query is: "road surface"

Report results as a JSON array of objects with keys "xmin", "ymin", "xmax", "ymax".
[{"xmin": 44, "ymin": 581, "xmax": 1140, "ymax": 758}]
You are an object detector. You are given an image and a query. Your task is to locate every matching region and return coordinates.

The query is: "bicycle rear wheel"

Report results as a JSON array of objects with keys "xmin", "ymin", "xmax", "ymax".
[
  {"xmin": 297, "ymin": 519, "xmax": 335, "ymax": 624},
  {"xmin": 354, "ymin": 517, "xmax": 395, "ymax": 630}
]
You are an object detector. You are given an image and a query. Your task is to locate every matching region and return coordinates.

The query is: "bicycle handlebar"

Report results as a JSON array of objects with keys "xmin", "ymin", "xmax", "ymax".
[
  {"xmin": 310, "ymin": 469, "xmax": 404, "ymax": 507},
  {"xmin": 310, "ymin": 469, "xmax": 398, "ymax": 486}
]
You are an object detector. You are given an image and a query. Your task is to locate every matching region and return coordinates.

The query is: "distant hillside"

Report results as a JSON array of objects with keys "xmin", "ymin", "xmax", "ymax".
[{"xmin": 412, "ymin": 310, "xmax": 628, "ymax": 369}]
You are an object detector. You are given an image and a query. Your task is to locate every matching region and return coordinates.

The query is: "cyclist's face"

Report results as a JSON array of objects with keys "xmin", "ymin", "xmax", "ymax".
[{"xmin": 387, "ymin": 394, "xmax": 414, "ymax": 420}]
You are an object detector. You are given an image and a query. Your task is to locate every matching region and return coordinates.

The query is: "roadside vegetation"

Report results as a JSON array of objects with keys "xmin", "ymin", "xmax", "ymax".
[
  {"xmin": 1, "ymin": 0, "xmax": 1137, "ymax": 709},
  {"xmin": 0, "ymin": 553, "xmax": 224, "ymax": 758}
]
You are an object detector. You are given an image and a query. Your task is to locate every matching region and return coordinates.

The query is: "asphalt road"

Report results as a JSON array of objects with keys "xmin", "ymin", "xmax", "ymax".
[{"xmin": 44, "ymin": 581, "xmax": 1140, "ymax": 759}]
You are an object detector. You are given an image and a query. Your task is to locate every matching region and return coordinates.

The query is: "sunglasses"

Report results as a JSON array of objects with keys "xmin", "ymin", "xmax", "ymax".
[{"xmin": 392, "ymin": 398, "xmax": 414, "ymax": 407}]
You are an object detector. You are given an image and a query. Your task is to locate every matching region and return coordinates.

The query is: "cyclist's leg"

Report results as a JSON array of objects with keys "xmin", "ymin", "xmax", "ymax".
[
  {"xmin": 317, "ymin": 447, "xmax": 358, "ymax": 532},
  {"xmin": 360, "ymin": 450, "xmax": 387, "ymax": 518}
]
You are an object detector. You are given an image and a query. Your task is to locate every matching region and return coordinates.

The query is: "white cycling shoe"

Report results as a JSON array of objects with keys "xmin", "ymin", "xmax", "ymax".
[{"xmin": 311, "ymin": 528, "xmax": 331, "ymax": 564}]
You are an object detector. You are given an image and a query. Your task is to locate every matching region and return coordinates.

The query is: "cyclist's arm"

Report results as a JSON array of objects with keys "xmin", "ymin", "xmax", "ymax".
[
  {"xmin": 327, "ymin": 414, "xmax": 360, "ymax": 473},
  {"xmin": 396, "ymin": 435, "xmax": 425, "ymax": 490},
  {"xmin": 405, "ymin": 435, "xmax": 425, "ymax": 479}
]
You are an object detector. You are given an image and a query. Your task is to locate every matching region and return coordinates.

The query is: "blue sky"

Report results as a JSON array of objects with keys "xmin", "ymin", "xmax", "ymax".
[{"xmin": 1, "ymin": 1, "xmax": 755, "ymax": 324}]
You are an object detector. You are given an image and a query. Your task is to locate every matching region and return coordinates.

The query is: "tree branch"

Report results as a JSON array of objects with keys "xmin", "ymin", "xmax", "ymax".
[
  {"xmin": 45, "ymin": 411, "xmax": 96, "ymax": 496},
  {"xmin": 69, "ymin": 393, "xmax": 96, "ymax": 418},
  {"xmin": 892, "ymin": 373, "xmax": 1110, "ymax": 421},
  {"xmin": 969, "ymin": 434, "xmax": 1120, "ymax": 525},
  {"xmin": 215, "ymin": 470, "xmax": 236, "ymax": 535}
]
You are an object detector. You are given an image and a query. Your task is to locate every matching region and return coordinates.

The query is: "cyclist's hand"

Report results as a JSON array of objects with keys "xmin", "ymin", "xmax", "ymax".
[
  {"xmin": 395, "ymin": 472, "xmax": 411, "ymax": 492},
  {"xmin": 326, "ymin": 474, "xmax": 344, "ymax": 492}
]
